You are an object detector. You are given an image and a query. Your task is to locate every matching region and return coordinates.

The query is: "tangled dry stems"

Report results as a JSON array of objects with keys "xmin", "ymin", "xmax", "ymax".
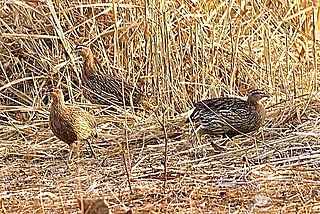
[{"xmin": 1, "ymin": 0, "xmax": 320, "ymax": 213}]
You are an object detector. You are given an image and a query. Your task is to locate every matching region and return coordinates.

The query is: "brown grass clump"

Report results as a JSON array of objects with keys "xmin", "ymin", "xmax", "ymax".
[{"xmin": 1, "ymin": 0, "xmax": 320, "ymax": 213}]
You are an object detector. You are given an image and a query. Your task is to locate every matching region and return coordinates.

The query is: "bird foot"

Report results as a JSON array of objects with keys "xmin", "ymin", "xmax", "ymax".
[{"xmin": 210, "ymin": 142, "xmax": 226, "ymax": 152}]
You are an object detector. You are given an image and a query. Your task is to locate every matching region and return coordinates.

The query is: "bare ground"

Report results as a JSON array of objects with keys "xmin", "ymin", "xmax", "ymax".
[{"xmin": 1, "ymin": 97, "xmax": 320, "ymax": 213}]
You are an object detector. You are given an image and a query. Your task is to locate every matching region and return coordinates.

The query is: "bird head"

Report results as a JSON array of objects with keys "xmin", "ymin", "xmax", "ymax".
[
  {"xmin": 49, "ymin": 89, "xmax": 65, "ymax": 103},
  {"xmin": 74, "ymin": 45, "xmax": 91, "ymax": 58},
  {"xmin": 247, "ymin": 89, "xmax": 270, "ymax": 103}
]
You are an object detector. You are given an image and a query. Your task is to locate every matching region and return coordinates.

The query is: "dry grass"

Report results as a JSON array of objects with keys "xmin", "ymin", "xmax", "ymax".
[{"xmin": 1, "ymin": 0, "xmax": 320, "ymax": 213}]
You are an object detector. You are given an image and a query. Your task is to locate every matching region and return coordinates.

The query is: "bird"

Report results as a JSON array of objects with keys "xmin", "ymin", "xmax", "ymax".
[
  {"xmin": 186, "ymin": 89, "xmax": 269, "ymax": 137},
  {"xmin": 49, "ymin": 89, "xmax": 97, "ymax": 161},
  {"xmin": 74, "ymin": 45, "xmax": 141, "ymax": 107}
]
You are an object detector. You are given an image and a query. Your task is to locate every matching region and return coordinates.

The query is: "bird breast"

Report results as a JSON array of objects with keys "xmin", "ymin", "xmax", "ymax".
[{"xmin": 49, "ymin": 105, "xmax": 78, "ymax": 145}]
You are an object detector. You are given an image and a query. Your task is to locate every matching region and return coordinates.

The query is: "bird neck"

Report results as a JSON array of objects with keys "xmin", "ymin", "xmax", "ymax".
[
  {"xmin": 51, "ymin": 98, "xmax": 66, "ymax": 110},
  {"xmin": 83, "ymin": 53, "xmax": 98, "ymax": 73},
  {"xmin": 246, "ymin": 97, "xmax": 259, "ymax": 107}
]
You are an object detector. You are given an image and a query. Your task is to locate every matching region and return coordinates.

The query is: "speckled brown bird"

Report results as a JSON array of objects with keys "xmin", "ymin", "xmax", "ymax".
[
  {"xmin": 186, "ymin": 89, "xmax": 269, "ymax": 137},
  {"xmin": 49, "ymin": 89, "xmax": 97, "ymax": 160},
  {"xmin": 75, "ymin": 45, "xmax": 141, "ymax": 107}
]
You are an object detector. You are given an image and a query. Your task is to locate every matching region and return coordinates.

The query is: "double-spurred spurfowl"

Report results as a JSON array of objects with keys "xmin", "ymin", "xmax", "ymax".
[
  {"xmin": 186, "ymin": 89, "xmax": 269, "ymax": 137},
  {"xmin": 75, "ymin": 45, "xmax": 141, "ymax": 107},
  {"xmin": 49, "ymin": 89, "xmax": 97, "ymax": 160}
]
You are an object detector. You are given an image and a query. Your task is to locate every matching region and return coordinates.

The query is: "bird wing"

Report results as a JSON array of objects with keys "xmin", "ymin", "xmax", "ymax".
[
  {"xmin": 83, "ymin": 73, "xmax": 122, "ymax": 104},
  {"xmin": 82, "ymin": 55, "xmax": 141, "ymax": 105},
  {"xmin": 68, "ymin": 107, "xmax": 97, "ymax": 138},
  {"xmin": 49, "ymin": 107, "xmax": 78, "ymax": 144},
  {"xmin": 189, "ymin": 97, "xmax": 249, "ymax": 122},
  {"xmin": 86, "ymin": 72, "xmax": 140, "ymax": 105}
]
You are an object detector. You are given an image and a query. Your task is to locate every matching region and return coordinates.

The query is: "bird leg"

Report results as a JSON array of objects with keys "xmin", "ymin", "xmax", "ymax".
[
  {"xmin": 65, "ymin": 150, "xmax": 73, "ymax": 168},
  {"xmin": 188, "ymin": 123, "xmax": 202, "ymax": 146},
  {"xmin": 68, "ymin": 149, "xmax": 73, "ymax": 161},
  {"xmin": 65, "ymin": 144, "xmax": 75, "ymax": 168},
  {"xmin": 86, "ymin": 139, "xmax": 97, "ymax": 158},
  {"xmin": 210, "ymin": 136, "xmax": 227, "ymax": 152},
  {"xmin": 210, "ymin": 134, "xmax": 233, "ymax": 151},
  {"xmin": 67, "ymin": 142, "xmax": 79, "ymax": 163},
  {"xmin": 186, "ymin": 125, "xmax": 207, "ymax": 158}
]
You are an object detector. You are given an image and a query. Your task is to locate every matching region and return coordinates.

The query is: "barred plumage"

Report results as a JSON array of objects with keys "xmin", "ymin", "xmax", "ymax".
[
  {"xmin": 186, "ymin": 90, "xmax": 269, "ymax": 137},
  {"xmin": 49, "ymin": 89, "xmax": 97, "ymax": 160},
  {"xmin": 75, "ymin": 45, "xmax": 141, "ymax": 106}
]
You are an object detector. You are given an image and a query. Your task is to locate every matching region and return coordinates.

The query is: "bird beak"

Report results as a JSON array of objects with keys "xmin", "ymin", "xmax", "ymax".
[
  {"xmin": 264, "ymin": 93, "xmax": 271, "ymax": 98},
  {"xmin": 73, "ymin": 44, "xmax": 88, "ymax": 52},
  {"xmin": 72, "ymin": 45, "xmax": 80, "ymax": 53},
  {"xmin": 45, "ymin": 89, "xmax": 54, "ymax": 97},
  {"xmin": 259, "ymin": 93, "xmax": 270, "ymax": 102},
  {"xmin": 45, "ymin": 88, "xmax": 52, "ymax": 95}
]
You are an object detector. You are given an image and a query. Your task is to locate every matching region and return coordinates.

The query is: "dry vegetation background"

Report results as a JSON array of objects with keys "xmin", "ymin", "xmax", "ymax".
[{"xmin": 1, "ymin": 0, "xmax": 320, "ymax": 213}]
